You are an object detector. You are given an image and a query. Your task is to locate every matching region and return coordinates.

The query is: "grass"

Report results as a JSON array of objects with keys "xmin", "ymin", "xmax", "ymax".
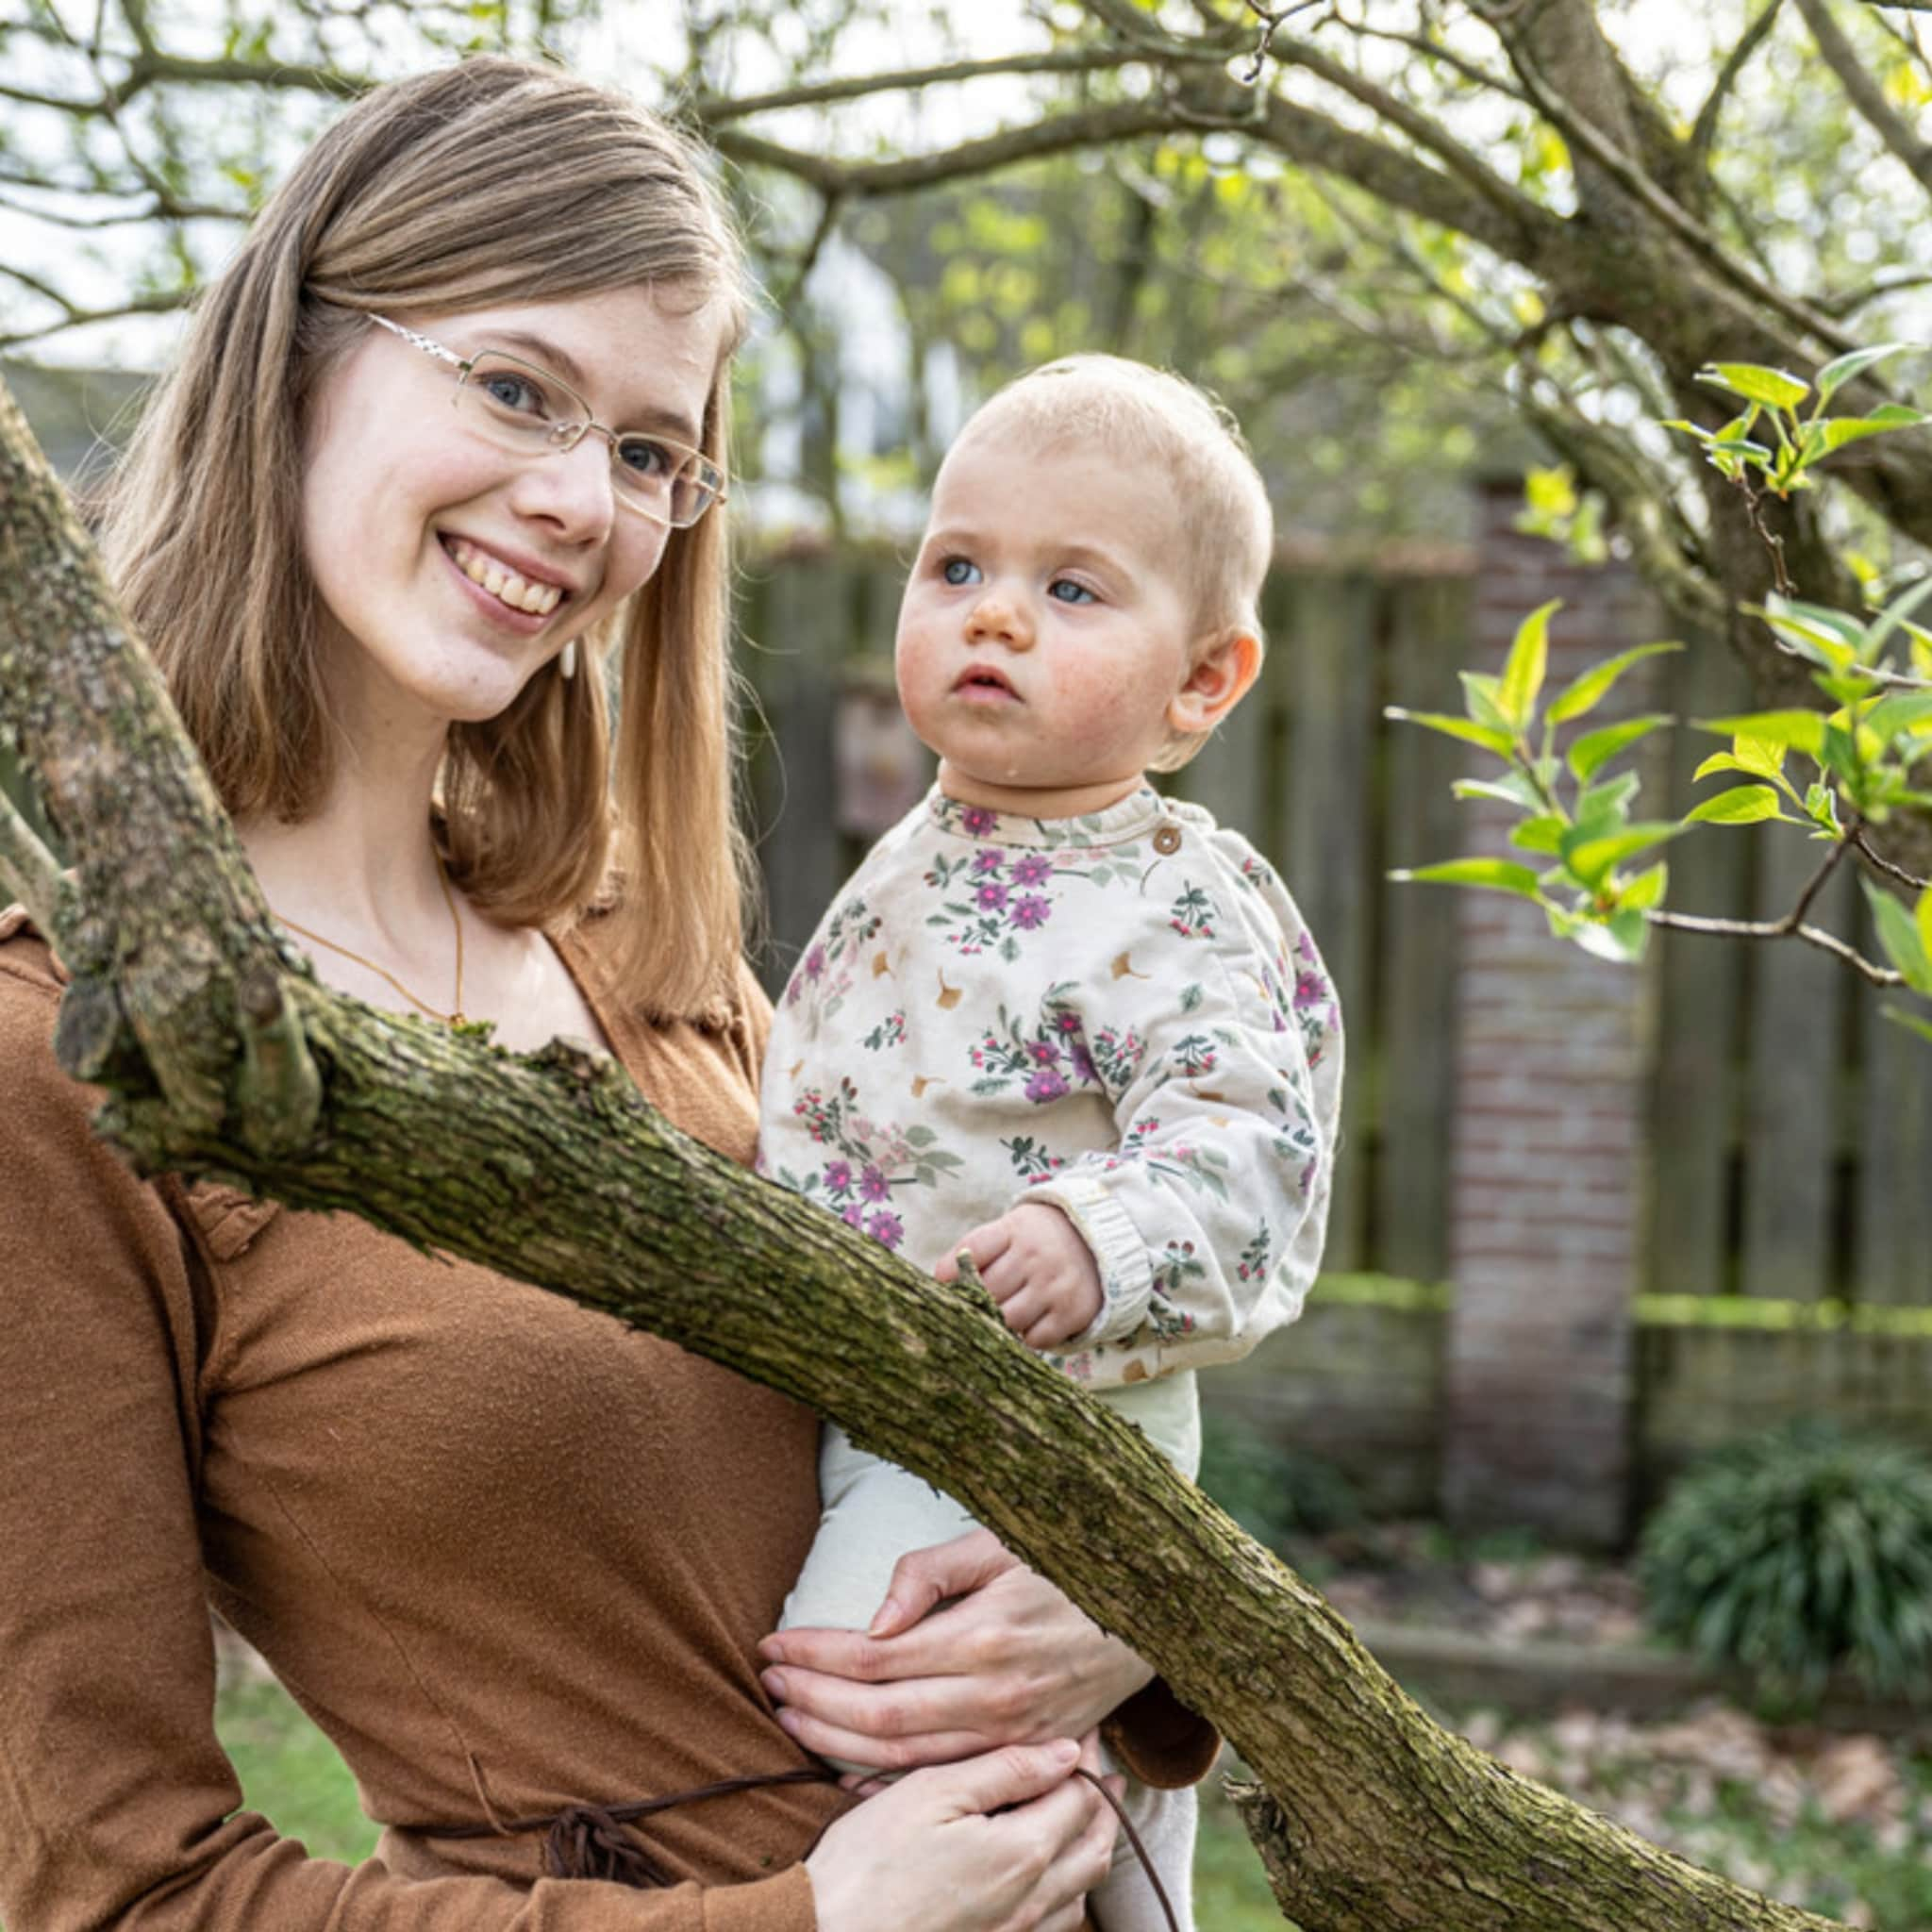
[
  {"xmin": 39, "ymin": 1670, "xmax": 1918, "ymax": 1931},
  {"xmin": 205, "ymin": 1668, "xmax": 1290, "ymax": 1921}
]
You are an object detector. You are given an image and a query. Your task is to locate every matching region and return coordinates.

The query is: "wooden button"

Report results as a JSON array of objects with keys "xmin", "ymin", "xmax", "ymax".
[{"xmin": 1152, "ymin": 824, "xmax": 1182, "ymax": 855}]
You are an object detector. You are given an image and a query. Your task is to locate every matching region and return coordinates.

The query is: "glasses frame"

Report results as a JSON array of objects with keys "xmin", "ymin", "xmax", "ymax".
[{"xmin": 367, "ymin": 313, "xmax": 727, "ymax": 529}]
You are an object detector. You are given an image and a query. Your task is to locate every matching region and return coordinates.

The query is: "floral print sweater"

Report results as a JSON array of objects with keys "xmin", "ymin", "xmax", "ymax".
[{"xmin": 758, "ymin": 784, "xmax": 1343, "ymax": 1391}]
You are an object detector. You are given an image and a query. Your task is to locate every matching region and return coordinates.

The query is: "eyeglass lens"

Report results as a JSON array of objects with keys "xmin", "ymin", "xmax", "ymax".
[{"xmin": 455, "ymin": 352, "xmax": 720, "ymax": 527}]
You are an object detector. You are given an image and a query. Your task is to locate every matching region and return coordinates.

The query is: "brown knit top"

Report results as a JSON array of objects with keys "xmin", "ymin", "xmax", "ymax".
[{"xmin": 0, "ymin": 907, "xmax": 1211, "ymax": 1932}]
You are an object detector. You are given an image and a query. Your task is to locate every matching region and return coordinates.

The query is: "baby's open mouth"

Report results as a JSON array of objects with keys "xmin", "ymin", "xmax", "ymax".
[
  {"xmin": 444, "ymin": 536, "xmax": 566, "ymax": 617},
  {"xmin": 956, "ymin": 668, "xmax": 1016, "ymax": 695}
]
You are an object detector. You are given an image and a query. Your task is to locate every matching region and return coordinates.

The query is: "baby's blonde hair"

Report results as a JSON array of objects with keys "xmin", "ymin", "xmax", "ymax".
[{"xmin": 953, "ymin": 356, "xmax": 1273, "ymax": 772}]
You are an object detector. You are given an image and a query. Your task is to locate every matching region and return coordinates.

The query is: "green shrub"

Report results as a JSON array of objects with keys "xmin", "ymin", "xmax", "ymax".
[
  {"xmin": 1196, "ymin": 1408, "xmax": 1360, "ymax": 1546},
  {"xmin": 1640, "ymin": 1420, "xmax": 1932, "ymax": 1700}
]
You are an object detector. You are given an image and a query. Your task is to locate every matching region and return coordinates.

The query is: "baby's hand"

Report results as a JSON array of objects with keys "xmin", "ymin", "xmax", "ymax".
[{"xmin": 936, "ymin": 1203, "xmax": 1102, "ymax": 1351}]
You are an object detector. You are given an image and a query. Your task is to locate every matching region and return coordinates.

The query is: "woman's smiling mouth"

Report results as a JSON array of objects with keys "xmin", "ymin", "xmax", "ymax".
[{"xmin": 442, "ymin": 535, "xmax": 568, "ymax": 617}]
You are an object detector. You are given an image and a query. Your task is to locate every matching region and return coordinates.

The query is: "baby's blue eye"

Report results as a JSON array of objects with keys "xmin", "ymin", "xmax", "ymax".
[
  {"xmin": 941, "ymin": 558, "xmax": 982, "ymax": 586},
  {"xmin": 1048, "ymin": 579, "xmax": 1096, "ymax": 605}
]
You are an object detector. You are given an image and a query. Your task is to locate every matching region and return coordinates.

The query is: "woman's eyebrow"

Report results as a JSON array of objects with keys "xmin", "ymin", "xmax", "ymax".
[{"xmin": 492, "ymin": 328, "xmax": 702, "ymax": 444}]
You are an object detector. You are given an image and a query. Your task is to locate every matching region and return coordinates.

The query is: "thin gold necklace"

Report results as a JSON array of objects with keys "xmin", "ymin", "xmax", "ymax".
[{"xmin": 274, "ymin": 860, "xmax": 467, "ymax": 1025}]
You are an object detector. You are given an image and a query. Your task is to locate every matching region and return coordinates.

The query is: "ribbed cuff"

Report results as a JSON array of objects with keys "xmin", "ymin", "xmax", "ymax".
[
  {"xmin": 1025, "ymin": 1176, "xmax": 1152, "ymax": 1346},
  {"xmin": 699, "ymin": 1864, "xmax": 819, "ymax": 1932}
]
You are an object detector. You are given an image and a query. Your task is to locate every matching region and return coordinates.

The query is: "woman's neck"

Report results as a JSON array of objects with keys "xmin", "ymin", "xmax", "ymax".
[{"xmin": 240, "ymin": 733, "xmax": 450, "ymax": 943}]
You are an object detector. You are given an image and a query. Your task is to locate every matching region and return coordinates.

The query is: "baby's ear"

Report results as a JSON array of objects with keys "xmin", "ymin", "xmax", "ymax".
[{"xmin": 1167, "ymin": 627, "xmax": 1262, "ymax": 737}]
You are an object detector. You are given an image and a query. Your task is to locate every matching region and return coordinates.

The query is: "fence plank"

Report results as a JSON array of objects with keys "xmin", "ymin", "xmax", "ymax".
[
  {"xmin": 741, "ymin": 557, "xmax": 856, "ymax": 993},
  {"xmin": 1737, "ymin": 835, "xmax": 1855, "ymax": 1300},
  {"xmin": 1647, "ymin": 634, "xmax": 1753, "ymax": 1299},
  {"xmin": 1374, "ymin": 578, "xmax": 1468, "ymax": 1286},
  {"xmin": 1277, "ymin": 575, "xmax": 1380, "ymax": 1272},
  {"xmin": 1854, "ymin": 894, "xmax": 1932, "ymax": 1305}
]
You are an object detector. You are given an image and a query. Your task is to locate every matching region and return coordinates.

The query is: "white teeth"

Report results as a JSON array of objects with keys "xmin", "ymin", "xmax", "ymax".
[{"xmin": 450, "ymin": 539, "xmax": 562, "ymax": 616}]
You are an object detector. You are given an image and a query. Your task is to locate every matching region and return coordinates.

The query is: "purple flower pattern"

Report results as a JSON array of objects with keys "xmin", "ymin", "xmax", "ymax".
[{"xmin": 761, "ymin": 788, "xmax": 1342, "ymax": 1385}]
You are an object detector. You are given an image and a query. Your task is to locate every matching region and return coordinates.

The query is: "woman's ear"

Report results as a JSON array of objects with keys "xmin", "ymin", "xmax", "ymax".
[{"xmin": 1167, "ymin": 628, "xmax": 1262, "ymax": 737}]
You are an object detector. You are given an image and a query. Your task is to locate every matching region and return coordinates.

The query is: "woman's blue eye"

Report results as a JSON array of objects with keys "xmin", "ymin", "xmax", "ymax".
[
  {"xmin": 941, "ymin": 558, "xmax": 981, "ymax": 586},
  {"xmin": 1049, "ymin": 579, "xmax": 1096, "ymax": 605},
  {"xmin": 478, "ymin": 370, "xmax": 547, "ymax": 416},
  {"xmin": 616, "ymin": 436, "xmax": 674, "ymax": 479}
]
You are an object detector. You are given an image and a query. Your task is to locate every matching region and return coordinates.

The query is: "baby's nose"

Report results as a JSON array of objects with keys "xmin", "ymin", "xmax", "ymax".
[{"xmin": 964, "ymin": 593, "xmax": 1033, "ymax": 650}]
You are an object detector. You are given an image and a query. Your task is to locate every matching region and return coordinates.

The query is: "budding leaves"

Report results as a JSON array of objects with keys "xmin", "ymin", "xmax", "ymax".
[{"xmin": 1387, "ymin": 598, "xmax": 1684, "ymax": 961}]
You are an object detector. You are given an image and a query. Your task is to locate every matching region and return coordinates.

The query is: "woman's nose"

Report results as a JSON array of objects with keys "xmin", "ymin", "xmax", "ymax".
[
  {"xmin": 510, "ymin": 435, "xmax": 618, "ymax": 544},
  {"xmin": 964, "ymin": 591, "xmax": 1033, "ymax": 651}
]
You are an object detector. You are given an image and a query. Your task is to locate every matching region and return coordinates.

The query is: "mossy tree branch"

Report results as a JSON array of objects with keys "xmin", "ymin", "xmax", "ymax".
[{"xmin": 0, "ymin": 374, "xmax": 1847, "ymax": 1931}]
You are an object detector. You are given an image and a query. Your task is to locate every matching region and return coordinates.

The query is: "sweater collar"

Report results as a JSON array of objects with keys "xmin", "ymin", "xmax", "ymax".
[{"xmin": 924, "ymin": 782, "xmax": 1170, "ymax": 851}]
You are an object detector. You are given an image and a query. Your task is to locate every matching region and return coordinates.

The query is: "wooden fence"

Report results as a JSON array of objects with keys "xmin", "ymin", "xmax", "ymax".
[{"xmin": 737, "ymin": 544, "xmax": 1932, "ymax": 1317}]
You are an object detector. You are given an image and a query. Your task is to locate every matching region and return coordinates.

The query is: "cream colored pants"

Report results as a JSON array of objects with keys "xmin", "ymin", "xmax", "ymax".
[{"xmin": 781, "ymin": 1374, "xmax": 1202, "ymax": 1932}]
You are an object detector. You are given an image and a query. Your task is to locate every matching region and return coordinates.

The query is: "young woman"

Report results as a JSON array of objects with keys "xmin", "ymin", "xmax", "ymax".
[{"xmin": 0, "ymin": 58, "xmax": 1208, "ymax": 1932}]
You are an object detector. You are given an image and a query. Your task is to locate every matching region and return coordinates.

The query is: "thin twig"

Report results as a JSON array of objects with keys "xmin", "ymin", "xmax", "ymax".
[
  {"xmin": 1644, "ymin": 907, "xmax": 1904, "ymax": 985},
  {"xmin": 1852, "ymin": 826, "xmax": 1932, "ymax": 892},
  {"xmin": 689, "ymin": 46, "xmax": 1224, "ymax": 125},
  {"xmin": 774, "ymin": 192, "xmax": 844, "ymax": 309},
  {"xmin": 1689, "ymin": 0, "xmax": 1785, "ymax": 166},
  {"xmin": 1733, "ymin": 474, "xmax": 1795, "ymax": 596},
  {"xmin": 1785, "ymin": 829, "xmax": 1854, "ymax": 928}
]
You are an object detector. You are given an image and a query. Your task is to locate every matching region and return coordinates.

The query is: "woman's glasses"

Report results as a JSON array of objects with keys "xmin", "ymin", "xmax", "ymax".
[{"xmin": 368, "ymin": 314, "xmax": 726, "ymax": 529}]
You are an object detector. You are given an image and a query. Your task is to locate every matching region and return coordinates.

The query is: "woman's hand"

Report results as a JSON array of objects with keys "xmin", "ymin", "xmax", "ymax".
[
  {"xmin": 805, "ymin": 1737, "xmax": 1117, "ymax": 1932},
  {"xmin": 759, "ymin": 1529, "xmax": 1153, "ymax": 1773}
]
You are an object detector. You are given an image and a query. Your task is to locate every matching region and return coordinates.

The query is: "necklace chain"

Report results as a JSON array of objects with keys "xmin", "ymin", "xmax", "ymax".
[{"xmin": 273, "ymin": 860, "xmax": 467, "ymax": 1025}]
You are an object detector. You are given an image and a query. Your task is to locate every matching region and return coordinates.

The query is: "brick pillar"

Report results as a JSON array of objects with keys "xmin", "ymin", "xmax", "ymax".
[{"xmin": 1439, "ymin": 482, "xmax": 1661, "ymax": 1548}]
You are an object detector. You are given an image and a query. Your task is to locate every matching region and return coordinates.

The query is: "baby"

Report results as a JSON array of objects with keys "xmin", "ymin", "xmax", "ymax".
[{"xmin": 758, "ymin": 355, "xmax": 1342, "ymax": 1932}]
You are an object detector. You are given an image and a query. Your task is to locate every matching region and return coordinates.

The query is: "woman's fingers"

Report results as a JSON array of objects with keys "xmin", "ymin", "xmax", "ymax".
[
  {"xmin": 762, "ymin": 1550, "xmax": 1155, "ymax": 1770},
  {"xmin": 805, "ymin": 1740, "xmax": 1109, "ymax": 1932},
  {"xmin": 764, "ymin": 1658, "xmax": 1018, "ymax": 1766},
  {"xmin": 872, "ymin": 1527, "xmax": 1012, "ymax": 1637}
]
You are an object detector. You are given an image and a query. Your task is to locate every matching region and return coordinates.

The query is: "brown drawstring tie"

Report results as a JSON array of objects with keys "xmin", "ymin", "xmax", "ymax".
[
  {"xmin": 430, "ymin": 1768, "xmax": 841, "ymax": 1885},
  {"xmin": 429, "ymin": 1762, "xmax": 1178, "ymax": 1931}
]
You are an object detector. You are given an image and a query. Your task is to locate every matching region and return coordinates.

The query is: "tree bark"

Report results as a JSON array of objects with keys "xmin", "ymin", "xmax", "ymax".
[{"xmin": 0, "ymin": 375, "xmax": 1850, "ymax": 1932}]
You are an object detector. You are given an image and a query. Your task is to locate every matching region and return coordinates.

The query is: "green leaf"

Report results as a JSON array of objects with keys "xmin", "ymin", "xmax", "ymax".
[
  {"xmin": 1859, "ymin": 576, "xmax": 1932, "ymax": 667},
  {"xmin": 1575, "ymin": 772, "xmax": 1641, "ymax": 824},
  {"xmin": 1919, "ymin": 887, "xmax": 1932, "ymax": 974},
  {"xmin": 1804, "ymin": 781, "xmax": 1842, "ymax": 836},
  {"xmin": 1617, "ymin": 861, "xmax": 1669, "ymax": 911},
  {"xmin": 1880, "ymin": 1004, "xmax": 1932, "ymax": 1045},
  {"xmin": 1864, "ymin": 880, "xmax": 1932, "ymax": 995},
  {"xmin": 1458, "ymin": 672, "xmax": 1512, "ymax": 732},
  {"xmin": 1389, "ymin": 858, "xmax": 1542, "ymax": 898},
  {"xmin": 1574, "ymin": 908, "xmax": 1650, "ymax": 964},
  {"xmin": 1385, "ymin": 708, "xmax": 1513, "ymax": 757},
  {"xmin": 1692, "ymin": 710, "xmax": 1829, "ymax": 758},
  {"xmin": 1864, "ymin": 692, "xmax": 1932, "ymax": 747},
  {"xmin": 1559, "ymin": 822, "xmax": 1682, "ymax": 889},
  {"xmin": 1813, "ymin": 341, "xmax": 1917, "ymax": 406},
  {"xmin": 1450, "ymin": 771, "xmax": 1544, "ymax": 810},
  {"xmin": 1698, "ymin": 361, "xmax": 1810, "ymax": 409},
  {"xmin": 1817, "ymin": 406, "xmax": 1929, "ymax": 453},
  {"xmin": 1567, "ymin": 713, "xmax": 1672, "ymax": 782},
  {"xmin": 1508, "ymin": 815, "xmax": 1567, "ymax": 855},
  {"xmin": 1683, "ymin": 785, "xmax": 1789, "ymax": 826},
  {"xmin": 1752, "ymin": 600, "xmax": 1857, "ymax": 672},
  {"xmin": 1498, "ymin": 600, "xmax": 1557, "ymax": 732},
  {"xmin": 1819, "ymin": 720, "xmax": 1862, "ymax": 783},
  {"xmin": 1545, "ymin": 641, "xmax": 1683, "ymax": 727}
]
